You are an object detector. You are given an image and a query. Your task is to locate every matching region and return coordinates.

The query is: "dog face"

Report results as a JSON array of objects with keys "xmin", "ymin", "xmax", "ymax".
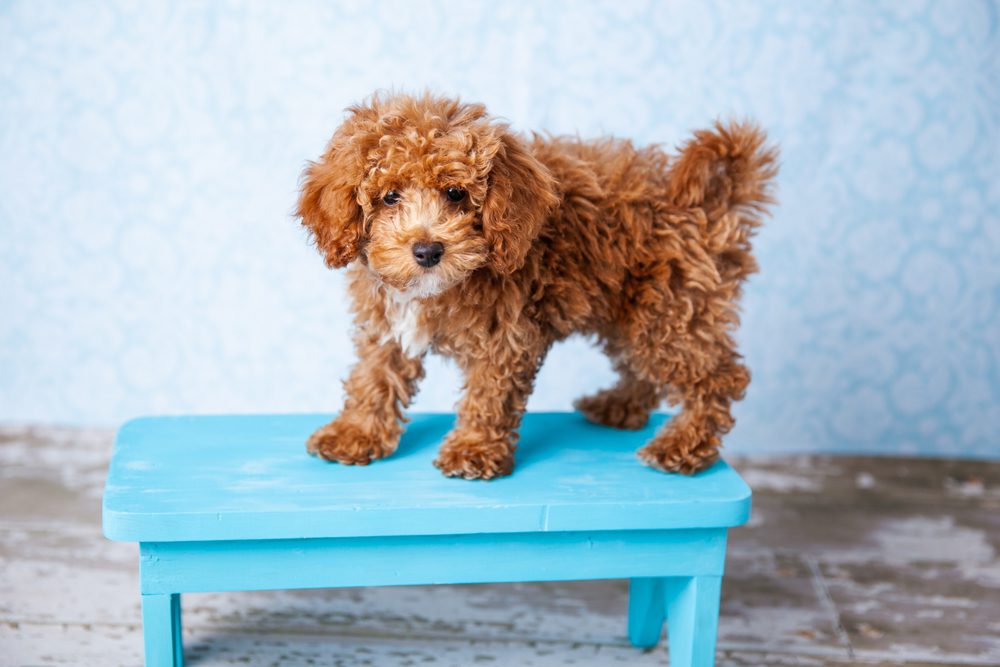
[
  {"xmin": 297, "ymin": 93, "xmax": 559, "ymax": 296},
  {"xmin": 359, "ymin": 153, "xmax": 490, "ymax": 296}
]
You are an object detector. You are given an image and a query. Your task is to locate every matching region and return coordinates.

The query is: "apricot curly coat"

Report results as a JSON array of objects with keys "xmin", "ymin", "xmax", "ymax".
[{"xmin": 297, "ymin": 92, "xmax": 777, "ymax": 480}]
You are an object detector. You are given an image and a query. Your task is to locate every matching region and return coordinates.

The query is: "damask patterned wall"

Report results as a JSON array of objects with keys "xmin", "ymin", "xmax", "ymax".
[{"xmin": 1, "ymin": 1, "xmax": 997, "ymax": 456}]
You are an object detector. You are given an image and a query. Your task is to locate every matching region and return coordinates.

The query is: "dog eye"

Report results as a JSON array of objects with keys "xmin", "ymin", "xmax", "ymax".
[
  {"xmin": 383, "ymin": 190, "xmax": 401, "ymax": 206},
  {"xmin": 445, "ymin": 187, "xmax": 467, "ymax": 202}
]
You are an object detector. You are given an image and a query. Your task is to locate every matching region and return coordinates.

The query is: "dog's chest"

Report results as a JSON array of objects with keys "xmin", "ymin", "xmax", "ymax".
[{"xmin": 382, "ymin": 291, "xmax": 431, "ymax": 358}]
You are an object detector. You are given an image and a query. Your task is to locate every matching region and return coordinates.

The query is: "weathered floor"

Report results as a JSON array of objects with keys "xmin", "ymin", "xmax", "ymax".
[{"xmin": 1, "ymin": 426, "xmax": 998, "ymax": 666}]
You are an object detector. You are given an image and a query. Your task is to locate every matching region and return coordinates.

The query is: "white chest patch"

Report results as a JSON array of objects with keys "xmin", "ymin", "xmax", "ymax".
[
  {"xmin": 384, "ymin": 292, "xmax": 429, "ymax": 357},
  {"xmin": 381, "ymin": 274, "xmax": 444, "ymax": 357}
]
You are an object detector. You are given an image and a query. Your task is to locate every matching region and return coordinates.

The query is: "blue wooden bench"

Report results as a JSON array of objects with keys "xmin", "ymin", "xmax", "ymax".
[{"xmin": 102, "ymin": 412, "xmax": 751, "ymax": 666}]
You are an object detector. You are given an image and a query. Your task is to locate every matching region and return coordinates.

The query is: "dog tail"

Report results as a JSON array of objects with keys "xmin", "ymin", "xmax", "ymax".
[{"xmin": 666, "ymin": 120, "xmax": 779, "ymax": 227}]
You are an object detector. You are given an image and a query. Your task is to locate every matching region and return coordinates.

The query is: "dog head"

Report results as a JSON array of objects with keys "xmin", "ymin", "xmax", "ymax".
[{"xmin": 297, "ymin": 93, "xmax": 559, "ymax": 295}]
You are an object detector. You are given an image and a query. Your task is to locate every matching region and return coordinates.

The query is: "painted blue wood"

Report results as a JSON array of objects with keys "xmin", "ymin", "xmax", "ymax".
[
  {"xmin": 103, "ymin": 412, "xmax": 752, "ymax": 666},
  {"xmin": 141, "ymin": 593, "xmax": 182, "ymax": 667},
  {"xmin": 138, "ymin": 528, "xmax": 728, "ymax": 594},
  {"xmin": 628, "ymin": 577, "xmax": 666, "ymax": 648},
  {"xmin": 665, "ymin": 576, "xmax": 723, "ymax": 667},
  {"xmin": 103, "ymin": 412, "xmax": 751, "ymax": 542}
]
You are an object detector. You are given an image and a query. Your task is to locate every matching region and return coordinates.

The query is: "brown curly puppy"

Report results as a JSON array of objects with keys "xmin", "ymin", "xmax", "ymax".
[{"xmin": 298, "ymin": 92, "xmax": 777, "ymax": 480}]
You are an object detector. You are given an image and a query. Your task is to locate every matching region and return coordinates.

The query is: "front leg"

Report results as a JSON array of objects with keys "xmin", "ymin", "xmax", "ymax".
[
  {"xmin": 308, "ymin": 333, "xmax": 424, "ymax": 465},
  {"xmin": 434, "ymin": 339, "xmax": 547, "ymax": 480}
]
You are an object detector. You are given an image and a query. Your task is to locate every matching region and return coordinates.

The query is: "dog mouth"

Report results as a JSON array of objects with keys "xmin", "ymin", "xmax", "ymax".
[
  {"xmin": 404, "ymin": 271, "xmax": 448, "ymax": 299},
  {"xmin": 367, "ymin": 261, "xmax": 450, "ymax": 299}
]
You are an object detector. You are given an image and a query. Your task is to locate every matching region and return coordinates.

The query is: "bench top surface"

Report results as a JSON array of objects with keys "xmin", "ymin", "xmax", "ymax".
[{"xmin": 102, "ymin": 413, "xmax": 751, "ymax": 542}]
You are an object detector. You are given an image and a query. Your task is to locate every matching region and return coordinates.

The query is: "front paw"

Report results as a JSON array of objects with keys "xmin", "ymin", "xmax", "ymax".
[
  {"xmin": 306, "ymin": 418, "xmax": 398, "ymax": 465},
  {"xmin": 433, "ymin": 432, "xmax": 515, "ymax": 480}
]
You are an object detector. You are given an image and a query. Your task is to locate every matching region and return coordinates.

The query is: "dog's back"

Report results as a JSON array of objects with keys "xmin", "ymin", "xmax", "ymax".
[{"xmin": 525, "ymin": 124, "xmax": 778, "ymax": 339}]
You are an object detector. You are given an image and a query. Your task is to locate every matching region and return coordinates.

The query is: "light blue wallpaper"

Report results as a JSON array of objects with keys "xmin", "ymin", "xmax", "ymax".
[{"xmin": 1, "ymin": 1, "xmax": 997, "ymax": 457}]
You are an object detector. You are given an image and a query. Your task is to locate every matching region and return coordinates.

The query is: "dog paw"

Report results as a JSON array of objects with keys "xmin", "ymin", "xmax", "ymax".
[
  {"xmin": 306, "ymin": 419, "xmax": 397, "ymax": 465},
  {"xmin": 574, "ymin": 392, "xmax": 651, "ymax": 430},
  {"xmin": 637, "ymin": 429, "xmax": 720, "ymax": 475},
  {"xmin": 433, "ymin": 433, "xmax": 515, "ymax": 480}
]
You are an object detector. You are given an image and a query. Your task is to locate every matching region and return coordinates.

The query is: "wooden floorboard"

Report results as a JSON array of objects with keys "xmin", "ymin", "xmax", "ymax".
[{"xmin": 1, "ymin": 426, "xmax": 998, "ymax": 666}]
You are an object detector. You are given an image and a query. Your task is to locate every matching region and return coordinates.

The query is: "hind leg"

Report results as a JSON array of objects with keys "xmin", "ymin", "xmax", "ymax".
[
  {"xmin": 575, "ymin": 352, "xmax": 666, "ymax": 430},
  {"xmin": 638, "ymin": 353, "xmax": 749, "ymax": 474}
]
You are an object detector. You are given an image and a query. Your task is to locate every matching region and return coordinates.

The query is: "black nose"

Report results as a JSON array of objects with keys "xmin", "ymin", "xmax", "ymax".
[{"xmin": 412, "ymin": 241, "xmax": 444, "ymax": 268}]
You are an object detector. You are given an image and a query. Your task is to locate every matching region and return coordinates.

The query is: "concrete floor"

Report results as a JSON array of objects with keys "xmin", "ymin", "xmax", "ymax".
[{"xmin": 1, "ymin": 425, "xmax": 998, "ymax": 666}]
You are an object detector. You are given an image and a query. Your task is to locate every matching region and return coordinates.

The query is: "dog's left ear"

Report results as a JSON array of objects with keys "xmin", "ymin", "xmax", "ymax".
[{"xmin": 480, "ymin": 131, "xmax": 559, "ymax": 274}]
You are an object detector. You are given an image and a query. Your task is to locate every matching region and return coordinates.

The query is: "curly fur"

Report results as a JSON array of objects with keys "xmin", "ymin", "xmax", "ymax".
[{"xmin": 298, "ymin": 92, "xmax": 778, "ymax": 479}]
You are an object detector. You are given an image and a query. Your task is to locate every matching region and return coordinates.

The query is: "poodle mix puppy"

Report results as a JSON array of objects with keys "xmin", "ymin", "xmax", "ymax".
[{"xmin": 298, "ymin": 92, "xmax": 777, "ymax": 480}]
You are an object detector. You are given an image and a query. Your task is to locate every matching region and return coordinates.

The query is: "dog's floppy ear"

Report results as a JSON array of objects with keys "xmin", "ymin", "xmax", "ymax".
[
  {"xmin": 480, "ymin": 131, "xmax": 559, "ymax": 274},
  {"xmin": 296, "ymin": 129, "xmax": 367, "ymax": 269}
]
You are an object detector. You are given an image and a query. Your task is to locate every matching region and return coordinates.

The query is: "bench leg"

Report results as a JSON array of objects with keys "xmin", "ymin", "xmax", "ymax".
[
  {"xmin": 664, "ymin": 575, "xmax": 722, "ymax": 667},
  {"xmin": 628, "ymin": 577, "xmax": 666, "ymax": 647},
  {"xmin": 141, "ymin": 593, "xmax": 183, "ymax": 666}
]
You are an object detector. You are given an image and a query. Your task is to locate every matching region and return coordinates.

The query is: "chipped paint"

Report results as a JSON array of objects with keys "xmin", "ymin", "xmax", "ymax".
[
  {"xmin": 871, "ymin": 517, "xmax": 995, "ymax": 566},
  {"xmin": 736, "ymin": 468, "xmax": 823, "ymax": 493}
]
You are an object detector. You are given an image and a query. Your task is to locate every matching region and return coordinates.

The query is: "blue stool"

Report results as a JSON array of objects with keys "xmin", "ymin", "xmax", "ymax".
[{"xmin": 103, "ymin": 413, "xmax": 751, "ymax": 666}]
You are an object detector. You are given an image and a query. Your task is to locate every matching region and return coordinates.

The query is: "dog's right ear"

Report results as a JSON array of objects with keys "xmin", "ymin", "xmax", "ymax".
[{"xmin": 296, "ymin": 131, "xmax": 366, "ymax": 269}]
